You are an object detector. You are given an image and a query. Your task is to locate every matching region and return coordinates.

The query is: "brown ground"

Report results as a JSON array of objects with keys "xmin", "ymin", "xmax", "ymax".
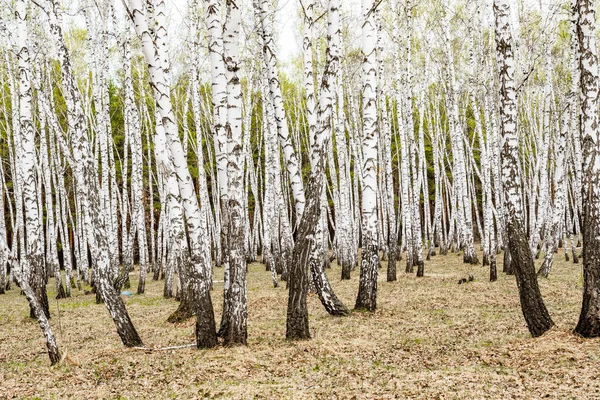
[{"xmin": 1, "ymin": 251, "xmax": 599, "ymax": 399}]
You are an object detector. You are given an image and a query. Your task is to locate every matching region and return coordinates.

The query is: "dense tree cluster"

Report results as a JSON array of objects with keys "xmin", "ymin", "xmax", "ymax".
[{"xmin": 1, "ymin": 0, "xmax": 599, "ymax": 365}]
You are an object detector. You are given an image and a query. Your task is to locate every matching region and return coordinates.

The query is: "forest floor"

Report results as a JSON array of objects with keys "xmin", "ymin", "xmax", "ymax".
[{"xmin": 1, "ymin": 250, "xmax": 600, "ymax": 399}]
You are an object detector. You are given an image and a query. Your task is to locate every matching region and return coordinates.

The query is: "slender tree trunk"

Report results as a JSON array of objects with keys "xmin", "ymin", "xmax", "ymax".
[
  {"xmin": 220, "ymin": 0, "xmax": 247, "ymax": 346},
  {"xmin": 129, "ymin": 0, "xmax": 216, "ymax": 348},
  {"xmin": 0, "ymin": 158, "xmax": 6, "ymax": 295},
  {"xmin": 286, "ymin": 164, "xmax": 327, "ymax": 340},
  {"xmin": 355, "ymin": 0, "xmax": 379, "ymax": 312},
  {"xmin": 538, "ymin": 99, "xmax": 567, "ymax": 278},
  {"xmin": 47, "ymin": 0, "xmax": 143, "ymax": 346},
  {"xmin": 574, "ymin": 0, "xmax": 600, "ymax": 337},
  {"xmin": 14, "ymin": 0, "xmax": 61, "ymax": 364},
  {"xmin": 203, "ymin": 0, "xmax": 228, "ymax": 269},
  {"xmin": 494, "ymin": 0, "xmax": 553, "ymax": 337},
  {"xmin": 306, "ymin": 0, "xmax": 350, "ymax": 316},
  {"xmin": 257, "ymin": 0, "xmax": 305, "ymax": 219}
]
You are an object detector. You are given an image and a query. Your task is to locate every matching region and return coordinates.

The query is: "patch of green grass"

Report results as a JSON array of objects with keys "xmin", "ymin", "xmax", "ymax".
[
  {"xmin": 400, "ymin": 337, "xmax": 423, "ymax": 347},
  {"xmin": 432, "ymin": 308, "xmax": 446, "ymax": 316},
  {"xmin": 128, "ymin": 296, "xmax": 164, "ymax": 307},
  {"xmin": 2, "ymin": 360, "xmax": 27, "ymax": 372},
  {"xmin": 57, "ymin": 299, "xmax": 96, "ymax": 310}
]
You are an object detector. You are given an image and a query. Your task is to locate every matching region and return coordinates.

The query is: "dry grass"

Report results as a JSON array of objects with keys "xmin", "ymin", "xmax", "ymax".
[{"xmin": 1, "ymin": 250, "xmax": 599, "ymax": 399}]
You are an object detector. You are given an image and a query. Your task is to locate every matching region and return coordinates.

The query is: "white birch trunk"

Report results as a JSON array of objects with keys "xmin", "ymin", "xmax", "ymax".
[
  {"xmin": 15, "ymin": 0, "xmax": 61, "ymax": 364},
  {"xmin": 129, "ymin": 0, "xmax": 217, "ymax": 347},
  {"xmin": 257, "ymin": 0, "xmax": 305, "ymax": 219},
  {"xmin": 355, "ymin": 0, "xmax": 379, "ymax": 312},
  {"xmin": 220, "ymin": 0, "xmax": 247, "ymax": 345},
  {"xmin": 47, "ymin": 0, "xmax": 143, "ymax": 347},
  {"xmin": 494, "ymin": 0, "xmax": 553, "ymax": 337}
]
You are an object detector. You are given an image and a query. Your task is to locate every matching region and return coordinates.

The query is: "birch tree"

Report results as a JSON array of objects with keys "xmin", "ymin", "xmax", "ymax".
[
  {"xmin": 129, "ymin": 0, "xmax": 217, "ymax": 348},
  {"xmin": 574, "ymin": 0, "xmax": 600, "ymax": 337},
  {"xmin": 203, "ymin": 0, "xmax": 227, "ymax": 268},
  {"xmin": 355, "ymin": 0, "xmax": 379, "ymax": 312},
  {"xmin": 257, "ymin": 0, "xmax": 305, "ymax": 219},
  {"xmin": 13, "ymin": 0, "xmax": 61, "ymax": 365},
  {"xmin": 220, "ymin": 0, "xmax": 247, "ymax": 346},
  {"xmin": 494, "ymin": 0, "xmax": 553, "ymax": 337}
]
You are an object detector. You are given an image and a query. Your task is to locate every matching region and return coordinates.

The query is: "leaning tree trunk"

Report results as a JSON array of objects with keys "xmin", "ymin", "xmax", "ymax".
[
  {"xmin": 14, "ymin": 263, "xmax": 61, "ymax": 365},
  {"xmin": 129, "ymin": 0, "xmax": 217, "ymax": 348},
  {"xmin": 47, "ymin": 0, "xmax": 142, "ymax": 347},
  {"xmin": 253, "ymin": 0, "xmax": 348, "ymax": 316},
  {"xmin": 494, "ymin": 0, "xmax": 553, "ymax": 337},
  {"xmin": 257, "ymin": 0, "xmax": 305, "ymax": 220},
  {"xmin": 13, "ymin": 0, "xmax": 61, "ymax": 364},
  {"xmin": 307, "ymin": 0, "xmax": 350, "ymax": 316},
  {"xmin": 574, "ymin": 0, "xmax": 600, "ymax": 338},
  {"xmin": 286, "ymin": 155, "xmax": 328, "ymax": 340},
  {"xmin": 83, "ymin": 5, "xmax": 120, "ymax": 282}
]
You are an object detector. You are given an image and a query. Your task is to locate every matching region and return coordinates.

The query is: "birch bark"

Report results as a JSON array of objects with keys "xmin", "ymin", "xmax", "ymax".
[
  {"xmin": 574, "ymin": 0, "xmax": 600, "ymax": 337},
  {"xmin": 355, "ymin": 0, "xmax": 379, "ymax": 312},
  {"xmin": 257, "ymin": 0, "xmax": 305, "ymax": 219},
  {"xmin": 129, "ymin": 0, "xmax": 217, "ymax": 347},
  {"xmin": 494, "ymin": 0, "xmax": 553, "ymax": 337},
  {"xmin": 220, "ymin": 0, "xmax": 247, "ymax": 346},
  {"xmin": 15, "ymin": 0, "xmax": 60, "ymax": 364}
]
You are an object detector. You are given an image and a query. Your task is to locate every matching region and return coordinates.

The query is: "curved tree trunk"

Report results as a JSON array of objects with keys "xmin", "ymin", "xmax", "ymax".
[
  {"xmin": 286, "ymin": 173, "xmax": 323, "ymax": 340},
  {"xmin": 13, "ymin": 0, "xmax": 61, "ymax": 363},
  {"xmin": 129, "ymin": 0, "xmax": 216, "ymax": 348},
  {"xmin": 494, "ymin": 0, "xmax": 553, "ymax": 337}
]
